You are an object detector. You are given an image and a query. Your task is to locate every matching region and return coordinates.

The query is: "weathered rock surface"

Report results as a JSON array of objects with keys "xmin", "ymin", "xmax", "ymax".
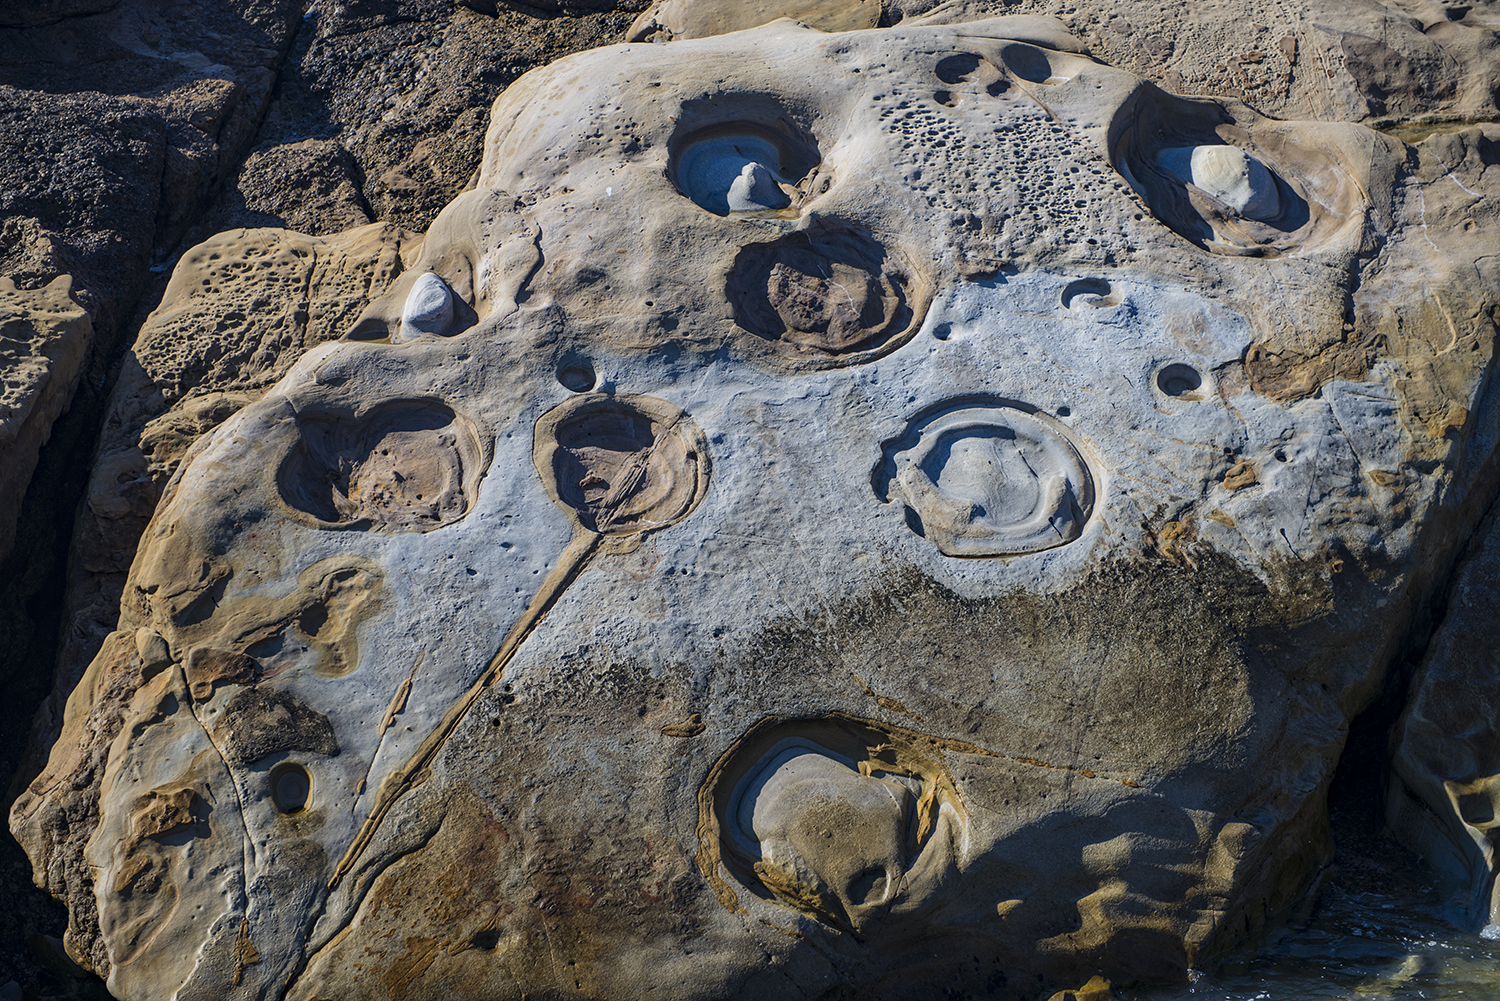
[
  {"xmin": 222, "ymin": 0, "xmax": 648, "ymax": 236},
  {"xmin": 24, "ymin": 0, "xmax": 657, "ymax": 809},
  {"xmin": 25, "ymin": 223, "xmax": 421, "ymax": 831},
  {"xmin": 1388, "ymin": 499, "xmax": 1500, "ymax": 931},
  {"xmin": 12, "ymin": 10, "xmax": 1500, "ymax": 1000},
  {"xmin": 0, "ymin": 0, "xmax": 305, "ymax": 313},
  {"xmin": 632, "ymin": 0, "xmax": 1500, "ymax": 129},
  {"xmin": 0, "ymin": 277, "xmax": 90, "ymax": 568},
  {"xmin": 0, "ymin": 0, "xmax": 304, "ymax": 606}
]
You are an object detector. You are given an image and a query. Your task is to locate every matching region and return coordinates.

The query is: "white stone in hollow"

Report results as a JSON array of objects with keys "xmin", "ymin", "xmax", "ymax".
[
  {"xmin": 678, "ymin": 134, "xmax": 792, "ymax": 214},
  {"xmin": 400, "ymin": 272, "xmax": 455, "ymax": 340},
  {"xmin": 1156, "ymin": 144, "xmax": 1282, "ymax": 221}
]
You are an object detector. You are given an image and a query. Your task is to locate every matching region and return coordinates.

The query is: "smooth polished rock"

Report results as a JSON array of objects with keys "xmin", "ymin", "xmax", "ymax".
[
  {"xmin": 1155, "ymin": 145, "xmax": 1282, "ymax": 220},
  {"xmin": 398, "ymin": 272, "xmax": 457, "ymax": 341},
  {"xmin": 10, "ymin": 12, "xmax": 1500, "ymax": 1001}
]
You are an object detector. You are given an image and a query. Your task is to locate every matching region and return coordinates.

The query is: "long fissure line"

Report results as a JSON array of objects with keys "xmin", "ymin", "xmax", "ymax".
[
  {"xmin": 327, "ymin": 407, "xmax": 690, "ymax": 886},
  {"xmin": 329, "ymin": 529, "xmax": 603, "ymax": 890}
]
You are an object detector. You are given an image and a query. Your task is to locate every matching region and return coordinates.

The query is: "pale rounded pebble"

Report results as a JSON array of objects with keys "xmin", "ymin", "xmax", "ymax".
[
  {"xmin": 677, "ymin": 134, "xmax": 791, "ymax": 214},
  {"xmin": 398, "ymin": 272, "xmax": 455, "ymax": 341},
  {"xmin": 1156, "ymin": 144, "xmax": 1282, "ymax": 220}
]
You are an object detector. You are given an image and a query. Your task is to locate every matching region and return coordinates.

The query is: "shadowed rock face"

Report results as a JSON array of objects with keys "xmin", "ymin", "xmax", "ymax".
[{"xmin": 9, "ymin": 11, "xmax": 1500, "ymax": 1001}]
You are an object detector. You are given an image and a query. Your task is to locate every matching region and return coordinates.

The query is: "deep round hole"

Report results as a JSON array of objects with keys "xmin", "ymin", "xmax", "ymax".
[
  {"xmin": 557, "ymin": 364, "xmax": 595, "ymax": 393},
  {"xmin": 1156, "ymin": 363, "xmax": 1204, "ymax": 398},
  {"xmin": 471, "ymin": 928, "xmax": 501, "ymax": 950},
  {"xmin": 999, "ymin": 43, "xmax": 1058, "ymax": 83},
  {"xmin": 935, "ymin": 52, "xmax": 983, "ymax": 85},
  {"xmin": 1060, "ymin": 277, "xmax": 1116, "ymax": 309},
  {"xmin": 1275, "ymin": 448, "xmax": 1289, "ymax": 462},
  {"xmin": 270, "ymin": 763, "xmax": 311, "ymax": 815},
  {"xmin": 1056, "ymin": 405, "xmax": 1071, "ymax": 417}
]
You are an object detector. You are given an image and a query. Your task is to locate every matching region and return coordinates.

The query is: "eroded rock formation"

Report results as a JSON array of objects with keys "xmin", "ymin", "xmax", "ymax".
[
  {"xmin": 0, "ymin": 277, "xmax": 90, "ymax": 566},
  {"xmin": 6, "ymin": 4, "xmax": 1500, "ymax": 1001}
]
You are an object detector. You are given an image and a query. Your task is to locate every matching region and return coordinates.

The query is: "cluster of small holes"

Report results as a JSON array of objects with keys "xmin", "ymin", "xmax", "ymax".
[
  {"xmin": 0, "ymin": 282, "xmax": 89, "ymax": 416},
  {"xmin": 871, "ymin": 53, "xmax": 1147, "ymax": 265},
  {"xmin": 134, "ymin": 232, "xmax": 405, "ymax": 404}
]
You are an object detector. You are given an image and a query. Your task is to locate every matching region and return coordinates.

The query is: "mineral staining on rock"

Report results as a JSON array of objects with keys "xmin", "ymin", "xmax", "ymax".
[{"xmin": 10, "ymin": 10, "xmax": 1500, "ymax": 1001}]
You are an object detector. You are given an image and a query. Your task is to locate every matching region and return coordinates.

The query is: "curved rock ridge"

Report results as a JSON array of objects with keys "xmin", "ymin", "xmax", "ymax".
[{"xmin": 10, "ymin": 12, "xmax": 1500, "ymax": 1001}]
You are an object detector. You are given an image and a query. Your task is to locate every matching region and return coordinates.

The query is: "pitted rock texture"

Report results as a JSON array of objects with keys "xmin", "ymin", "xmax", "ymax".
[
  {"xmin": 9, "ymin": 11, "xmax": 1500, "ymax": 1001},
  {"xmin": 0, "ymin": 0, "xmax": 304, "ymax": 330},
  {"xmin": 23, "ymin": 224, "xmax": 421, "ymax": 817},
  {"xmin": 632, "ymin": 0, "xmax": 1500, "ymax": 129},
  {"xmin": 25, "ymin": 1, "xmax": 662, "ymax": 799},
  {"xmin": 234, "ymin": 0, "xmax": 650, "ymax": 236}
]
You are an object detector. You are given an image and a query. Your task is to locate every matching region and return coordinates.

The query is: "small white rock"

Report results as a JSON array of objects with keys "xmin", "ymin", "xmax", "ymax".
[
  {"xmin": 677, "ymin": 134, "xmax": 792, "ymax": 214},
  {"xmin": 1156, "ymin": 144, "xmax": 1282, "ymax": 221},
  {"xmin": 398, "ymin": 272, "xmax": 455, "ymax": 341}
]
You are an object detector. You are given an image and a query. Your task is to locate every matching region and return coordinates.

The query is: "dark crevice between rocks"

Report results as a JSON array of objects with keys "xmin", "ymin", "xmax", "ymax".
[
  {"xmin": 0, "ymin": 375, "xmax": 115, "ymax": 997},
  {"xmin": 1280, "ymin": 468, "xmax": 1500, "ymax": 968},
  {"xmin": 0, "ymin": 8, "xmax": 313, "ymax": 996}
]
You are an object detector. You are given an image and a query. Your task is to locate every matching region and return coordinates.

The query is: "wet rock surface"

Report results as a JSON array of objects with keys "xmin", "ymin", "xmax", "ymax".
[{"xmin": 0, "ymin": 1, "xmax": 1498, "ymax": 999}]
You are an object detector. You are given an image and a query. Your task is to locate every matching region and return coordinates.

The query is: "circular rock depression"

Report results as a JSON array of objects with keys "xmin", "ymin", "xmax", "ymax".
[
  {"xmin": 277, "ymin": 400, "xmax": 483, "ymax": 530},
  {"xmin": 533, "ymin": 393, "xmax": 710, "ymax": 536},
  {"xmin": 877, "ymin": 403, "xmax": 1096, "ymax": 557},
  {"xmin": 728, "ymin": 228, "xmax": 925, "ymax": 366},
  {"xmin": 702, "ymin": 715, "xmax": 966, "ymax": 936}
]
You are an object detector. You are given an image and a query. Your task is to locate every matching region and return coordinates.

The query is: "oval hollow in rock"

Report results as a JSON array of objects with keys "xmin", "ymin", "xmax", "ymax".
[
  {"xmin": 269, "ymin": 762, "xmax": 311, "ymax": 814},
  {"xmin": 1106, "ymin": 92, "xmax": 1331, "ymax": 256},
  {"xmin": 876, "ymin": 402, "xmax": 1096, "ymax": 557},
  {"xmin": 557, "ymin": 362, "xmax": 596, "ymax": 393},
  {"xmin": 702, "ymin": 715, "xmax": 966, "ymax": 935},
  {"xmin": 1156, "ymin": 363, "xmax": 1207, "ymax": 400},
  {"xmin": 728, "ymin": 228, "xmax": 924, "ymax": 364},
  {"xmin": 533, "ymin": 393, "xmax": 710, "ymax": 536},
  {"xmin": 999, "ymin": 43, "xmax": 1067, "ymax": 83},
  {"xmin": 277, "ymin": 400, "xmax": 483, "ymax": 531},
  {"xmin": 676, "ymin": 130, "xmax": 794, "ymax": 215},
  {"xmin": 1060, "ymin": 277, "xmax": 1118, "ymax": 310}
]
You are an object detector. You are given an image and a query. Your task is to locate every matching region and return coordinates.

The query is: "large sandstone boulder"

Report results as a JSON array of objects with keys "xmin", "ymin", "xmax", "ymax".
[{"xmin": 10, "ymin": 10, "xmax": 1500, "ymax": 1001}]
